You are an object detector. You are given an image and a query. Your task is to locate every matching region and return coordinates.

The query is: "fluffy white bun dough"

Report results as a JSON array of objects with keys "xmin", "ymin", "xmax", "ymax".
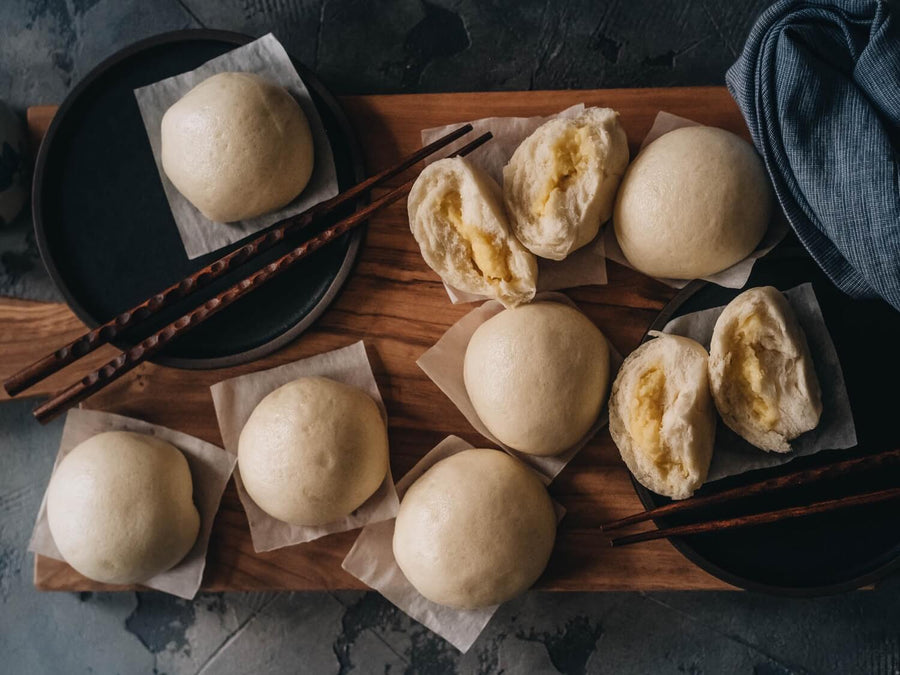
[
  {"xmin": 503, "ymin": 107, "xmax": 629, "ymax": 260},
  {"xmin": 407, "ymin": 156, "xmax": 538, "ymax": 308},
  {"xmin": 46, "ymin": 431, "xmax": 200, "ymax": 585},
  {"xmin": 613, "ymin": 126, "xmax": 772, "ymax": 279},
  {"xmin": 464, "ymin": 301, "xmax": 610, "ymax": 456},
  {"xmin": 609, "ymin": 333, "xmax": 716, "ymax": 500},
  {"xmin": 392, "ymin": 448, "xmax": 556, "ymax": 609},
  {"xmin": 161, "ymin": 72, "xmax": 314, "ymax": 222},
  {"xmin": 708, "ymin": 286, "xmax": 822, "ymax": 453},
  {"xmin": 238, "ymin": 376, "xmax": 389, "ymax": 526}
]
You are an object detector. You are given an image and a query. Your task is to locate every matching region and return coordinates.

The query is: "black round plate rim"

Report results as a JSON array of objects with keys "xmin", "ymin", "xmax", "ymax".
[
  {"xmin": 32, "ymin": 28, "xmax": 366, "ymax": 370},
  {"xmin": 629, "ymin": 275, "xmax": 900, "ymax": 597}
]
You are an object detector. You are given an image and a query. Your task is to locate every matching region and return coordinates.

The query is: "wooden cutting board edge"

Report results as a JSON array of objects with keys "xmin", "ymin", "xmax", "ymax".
[{"xmin": 14, "ymin": 87, "xmax": 746, "ymax": 593}]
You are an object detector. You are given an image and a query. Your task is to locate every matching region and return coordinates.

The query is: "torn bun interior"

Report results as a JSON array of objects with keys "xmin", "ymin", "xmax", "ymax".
[
  {"xmin": 609, "ymin": 332, "xmax": 716, "ymax": 500},
  {"xmin": 408, "ymin": 156, "xmax": 538, "ymax": 308},
  {"xmin": 708, "ymin": 286, "xmax": 822, "ymax": 453}
]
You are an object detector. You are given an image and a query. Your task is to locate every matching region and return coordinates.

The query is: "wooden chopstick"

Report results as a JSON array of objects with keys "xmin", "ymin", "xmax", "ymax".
[
  {"xmin": 609, "ymin": 486, "xmax": 900, "ymax": 547},
  {"xmin": 600, "ymin": 448, "xmax": 900, "ymax": 533},
  {"xmin": 31, "ymin": 131, "xmax": 493, "ymax": 424},
  {"xmin": 3, "ymin": 122, "xmax": 475, "ymax": 397}
]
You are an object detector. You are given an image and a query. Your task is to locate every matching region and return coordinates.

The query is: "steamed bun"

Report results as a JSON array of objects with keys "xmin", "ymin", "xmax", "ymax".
[
  {"xmin": 609, "ymin": 333, "xmax": 716, "ymax": 500},
  {"xmin": 613, "ymin": 126, "xmax": 772, "ymax": 279},
  {"xmin": 708, "ymin": 286, "xmax": 822, "ymax": 453},
  {"xmin": 238, "ymin": 376, "xmax": 389, "ymax": 526},
  {"xmin": 503, "ymin": 107, "xmax": 629, "ymax": 260},
  {"xmin": 161, "ymin": 72, "xmax": 314, "ymax": 222},
  {"xmin": 392, "ymin": 448, "xmax": 556, "ymax": 609},
  {"xmin": 464, "ymin": 301, "xmax": 610, "ymax": 456},
  {"xmin": 46, "ymin": 431, "xmax": 200, "ymax": 584},
  {"xmin": 408, "ymin": 157, "xmax": 537, "ymax": 308}
]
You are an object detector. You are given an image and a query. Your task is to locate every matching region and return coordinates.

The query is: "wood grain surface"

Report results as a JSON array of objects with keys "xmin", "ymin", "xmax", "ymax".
[{"xmin": 9, "ymin": 88, "xmax": 746, "ymax": 592}]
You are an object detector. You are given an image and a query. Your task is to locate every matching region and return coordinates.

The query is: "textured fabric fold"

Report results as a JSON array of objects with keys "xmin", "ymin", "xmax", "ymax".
[{"xmin": 726, "ymin": 0, "xmax": 900, "ymax": 310}]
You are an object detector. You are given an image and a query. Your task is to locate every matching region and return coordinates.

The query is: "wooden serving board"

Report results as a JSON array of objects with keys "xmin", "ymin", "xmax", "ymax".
[{"xmin": 7, "ymin": 87, "xmax": 750, "ymax": 592}]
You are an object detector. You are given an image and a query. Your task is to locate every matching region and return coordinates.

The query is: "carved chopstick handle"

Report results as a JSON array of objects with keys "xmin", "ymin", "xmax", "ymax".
[
  {"xmin": 5, "ymin": 123, "xmax": 475, "ymax": 397},
  {"xmin": 31, "ymin": 180, "xmax": 412, "ymax": 423},
  {"xmin": 32, "ymin": 130, "xmax": 492, "ymax": 423},
  {"xmin": 4, "ymin": 222, "xmax": 294, "ymax": 396}
]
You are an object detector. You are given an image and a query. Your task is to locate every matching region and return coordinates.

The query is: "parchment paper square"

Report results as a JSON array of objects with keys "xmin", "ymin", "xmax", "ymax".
[
  {"xmin": 29, "ymin": 409, "xmax": 236, "ymax": 600},
  {"xmin": 417, "ymin": 292, "xmax": 622, "ymax": 482},
  {"xmin": 134, "ymin": 33, "xmax": 338, "ymax": 259},
  {"xmin": 662, "ymin": 282, "xmax": 857, "ymax": 481},
  {"xmin": 210, "ymin": 341, "xmax": 399, "ymax": 552}
]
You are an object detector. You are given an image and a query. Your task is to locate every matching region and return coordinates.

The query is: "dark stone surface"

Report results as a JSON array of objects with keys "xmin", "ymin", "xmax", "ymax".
[
  {"xmin": 1, "ymin": 384, "xmax": 900, "ymax": 674},
  {"xmin": 0, "ymin": 0, "xmax": 773, "ymax": 301},
  {"xmin": 1, "ymin": 1, "xmax": 899, "ymax": 673},
  {"xmin": 0, "ymin": 0, "xmax": 774, "ymax": 112}
]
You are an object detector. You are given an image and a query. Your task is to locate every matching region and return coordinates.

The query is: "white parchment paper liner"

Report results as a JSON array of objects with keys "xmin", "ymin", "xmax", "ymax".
[
  {"xmin": 417, "ymin": 292, "xmax": 622, "ymax": 482},
  {"xmin": 662, "ymin": 282, "xmax": 857, "ymax": 482},
  {"xmin": 420, "ymin": 104, "xmax": 608, "ymax": 304},
  {"xmin": 601, "ymin": 111, "xmax": 789, "ymax": 289},
  {"xmin": 28, "ymin": 409, "xmax": 236, "ymax": 600},
  {"xmin": 210, "ymin": 341, "xmax": 399, "ymax": 552},
  {"xmin": 342, "ymin": 435, "xmax": 564, "ymax": 653},
  {"xmin": 134, "ymin": 33, "xmax": 339, "ymax": 259}
]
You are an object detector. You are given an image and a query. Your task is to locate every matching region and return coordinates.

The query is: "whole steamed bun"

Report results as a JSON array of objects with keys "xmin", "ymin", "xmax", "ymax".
[
  {"xmin": 161, "ymin": 72, "xmax": 314, "ymax": 223},
  {"xmin": 613, "ymin": 126, "xmax": 773, "ymax": 279},
  {"xmin": 408, "ymin": 156, "xmax": 538, "ymax": 308},
  {"xmin": 503, "ymin": 107, "xmax": 629, "ymax": 260},
  {"xmin": 393, "ymin": 448, "xmax": 556, "ymax": 609},
  {"xmin": 708, "ymin": 286, "xmax": 822, "ymax": 453},
  {"xmin": 464, "ymin": 301, "xmax": 610, "ymax": 456},
  {"xmin": 609, "ymin": 333, "xmax": 716, "ymax": 500},
  {"xmin": 238, "ymin": 376, "xmax": 389, "ymax": 526},
  {"xmin": 46, "ymin": 431, "xmax": 200, "ymax": 584}
]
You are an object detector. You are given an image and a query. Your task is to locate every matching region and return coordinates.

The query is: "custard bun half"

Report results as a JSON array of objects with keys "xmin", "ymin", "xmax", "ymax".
[
  {"xmin": 408, "ymin": 157, "xmax": 537, "ymax": 308},
  {"xmin": 503, "ymin": 107, "xmax": 629, "ymax": 260},
  {"xmin": 708, "ymin": 286, "xmax": 822, "ymax": 453},
  {"xmin": 609, "ymin": 333, "xmax": 716, "ymax": 500}
]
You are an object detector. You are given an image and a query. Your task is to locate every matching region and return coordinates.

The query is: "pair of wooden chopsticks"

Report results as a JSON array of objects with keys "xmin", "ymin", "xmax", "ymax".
[
  {"xmin": 602, "ymin": 448, "xmax": 900, "ymax": 547},
  {"xmin": 5, "ymin": 124, "xmax": 493, "ymax": 423}
]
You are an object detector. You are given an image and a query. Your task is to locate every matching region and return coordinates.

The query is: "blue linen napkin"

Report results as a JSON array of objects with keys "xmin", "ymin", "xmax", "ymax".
[{"xmin": 726, "ymin": 0, "xmax": 900, "ymax": 311}]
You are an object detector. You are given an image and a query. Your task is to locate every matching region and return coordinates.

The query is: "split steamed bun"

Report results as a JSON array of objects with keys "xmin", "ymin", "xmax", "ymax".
[
  {"xmin": 46, "ymin": 431, "xmax": 200, "ymax": 585},
  {"xmin": 161, "ymin": 72, "xmax": 314, "ymax": 222},
  {"xmin": 609, "ymin": 333, "xmax": 716, "ymax": 500},
  {"xmin": 238, "ymin": 376, "xmax": 389, "ymax": 526},
  {"xmin": 613, "ymin": 126, "xmax": 772, "ymax": 279},
  {"xmin": 464, "ymin": 301, "xmax": 610, "ymax": 456},
  {"xmin": 408, "ymin": 157, "xmax": 537, "ymax": 308},
  {"xmin": 503, "ymin": 107, "xmax": 629, "ymax": 260},
  {"xmin": 709, "ymin": 286, "xmax": 822, "ymax": 453},
  {"xmin": 392, "ymin": 449, "xmax": 556, "ymax": 609}
]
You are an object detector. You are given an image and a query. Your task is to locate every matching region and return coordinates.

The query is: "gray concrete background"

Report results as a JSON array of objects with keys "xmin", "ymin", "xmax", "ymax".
[{"xmin": 1, "ymin": 1, "xmax": 899, "ymax": 673}]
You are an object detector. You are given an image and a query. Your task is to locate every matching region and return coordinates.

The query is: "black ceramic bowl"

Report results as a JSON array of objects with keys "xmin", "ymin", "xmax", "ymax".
[
  {"xmin": 633, "ymin": 248, "xmax": 900, "ymax": 595},
  {"xmin": 33, "ymin": 30, "xmax": 365, "ymax": 368}
]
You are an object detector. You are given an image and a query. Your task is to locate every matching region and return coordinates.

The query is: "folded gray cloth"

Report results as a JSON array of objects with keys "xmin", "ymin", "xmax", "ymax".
[{"xmin": 726, "ymin": 0, "xmax": 900, "ymax": 311}]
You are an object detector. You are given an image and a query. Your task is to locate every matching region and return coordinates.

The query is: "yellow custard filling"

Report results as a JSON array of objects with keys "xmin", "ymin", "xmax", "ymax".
[
  {"xmin": 533, "ymin": 126, "xmax": 592, "ymax": 215},
  {"xmin": 727, "ymin": 313, "xmax": 780, "ymax": 430},
  {"xmin": 439, "ymin": 192, "xmax": 511, "ymax": 282},
  {"xmin": 629, "ymin": 365, "xmax": 688, "ymax": 478}
]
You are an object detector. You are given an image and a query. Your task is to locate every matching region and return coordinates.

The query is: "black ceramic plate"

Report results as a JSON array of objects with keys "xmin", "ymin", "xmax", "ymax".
[
  {"xmin": 33, "ymin": 30, "xmax": 365, "ymax": 368},
  {"xmin": 632, "ymin": 247, "xmax": 900, "ymax": 595}
]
